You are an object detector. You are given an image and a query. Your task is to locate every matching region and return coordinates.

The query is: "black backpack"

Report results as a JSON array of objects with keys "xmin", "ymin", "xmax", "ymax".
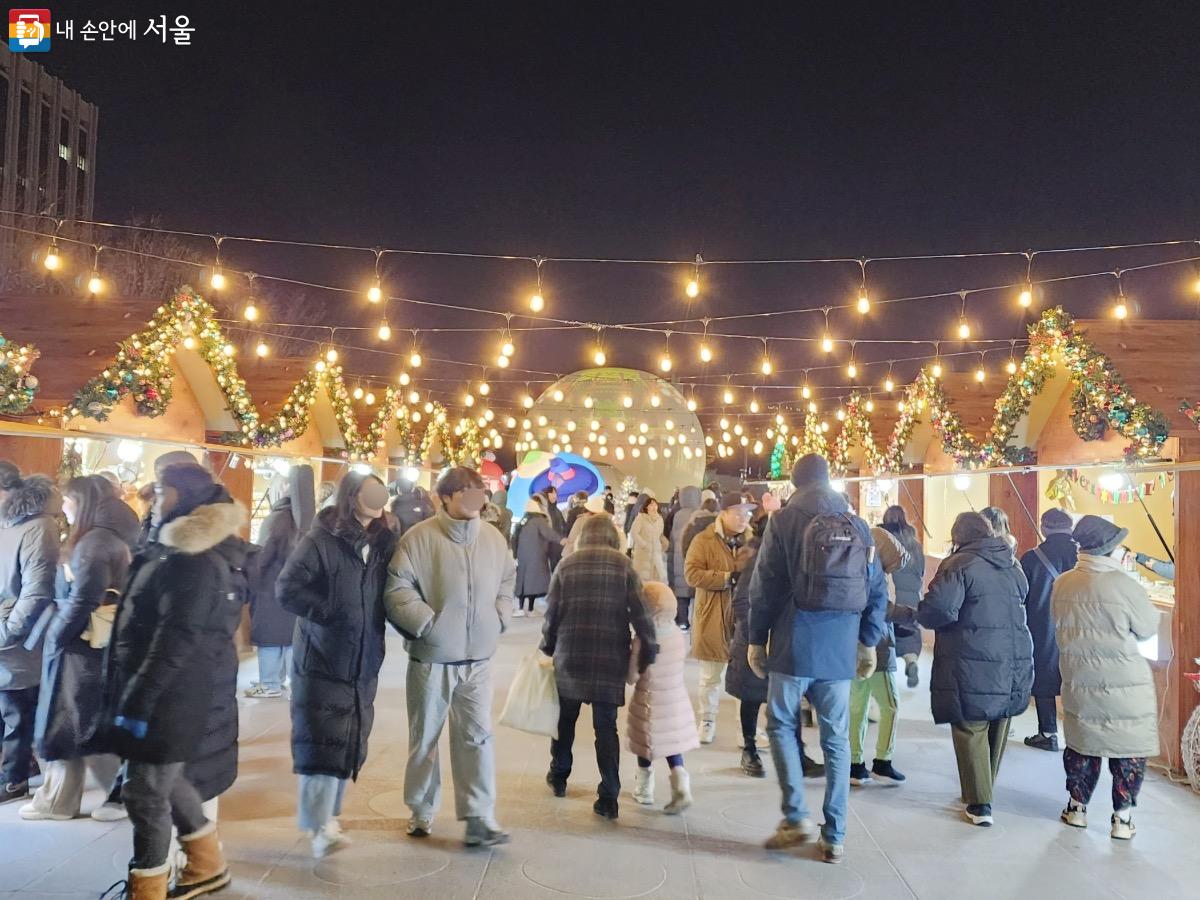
[{"xmin": 796, "ymin": 512, "xmax": 872, "ymax": 612}]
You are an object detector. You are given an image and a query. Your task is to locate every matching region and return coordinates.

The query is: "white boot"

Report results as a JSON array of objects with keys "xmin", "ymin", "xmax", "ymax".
[
  {"xmin": 664, "ymin": 768, "xmax": 692, "ymax": 815},
  {"xmin": 632, "ymin": 767, "xmax": 655, "ymax": 805},
  {"xmin": 699, "ymin": 720, "xmax": 716, "ymax": 744}
]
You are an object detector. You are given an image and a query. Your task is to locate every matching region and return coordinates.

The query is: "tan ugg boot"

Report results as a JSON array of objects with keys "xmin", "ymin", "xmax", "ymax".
[
  {"xmin": 167, "ymin": 822, "xmax": 230, "ymax": 898},
  {"xmin": 128, "ymin": 863, "xmax": 170, "ymax": 900}
]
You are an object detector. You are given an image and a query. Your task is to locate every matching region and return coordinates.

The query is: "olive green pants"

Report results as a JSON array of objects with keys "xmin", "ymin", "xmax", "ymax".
[{"xmin": 950, "ymin": 718, "xmax": 1010, "ymax": 806}]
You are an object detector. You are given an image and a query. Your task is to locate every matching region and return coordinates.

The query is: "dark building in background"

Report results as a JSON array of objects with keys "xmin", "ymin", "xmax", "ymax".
[{"xmin": 0, "ymin": 44, "xmax": 98, "ymax": 268}]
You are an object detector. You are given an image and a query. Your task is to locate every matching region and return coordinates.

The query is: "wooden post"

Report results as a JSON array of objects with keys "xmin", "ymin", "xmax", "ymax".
[
  {"xmin": 897, "ymin": 472, "xmax": 925, "ymax": 551},
  {"xmin": 1170, "ymin": 439, "xmax": 1200, "ymax": 772},
  {"xmin": 988, "ymin": 471, "xmax": 1040, "ymax": 555}
]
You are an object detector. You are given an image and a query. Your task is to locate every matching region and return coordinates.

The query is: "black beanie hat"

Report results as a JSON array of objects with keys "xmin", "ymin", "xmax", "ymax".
[
  {"xmin": 159, "ymin": 463, "xmax": 223, "ymax": 521},
  {"xmin": 792, "ymin": 453, "xmax": 830, "ymax": 488}
]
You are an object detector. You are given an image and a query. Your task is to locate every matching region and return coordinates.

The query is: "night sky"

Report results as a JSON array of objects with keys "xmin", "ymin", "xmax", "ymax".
[{"xmin": 36, "ymin": 2, "xmax": 1200, "ymax": 432}]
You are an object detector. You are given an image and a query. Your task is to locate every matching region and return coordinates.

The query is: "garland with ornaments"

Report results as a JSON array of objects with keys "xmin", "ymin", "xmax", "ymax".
[
  {"xmin": 829, "ymin": 307, "xmax": 1166, "ymax": 474},
  {"xmin": 49, "ymin": 286, "xmax": 489, "ymax": 465},
  {"xmin": 0, "ymin": 332, "xmax": 40, "ymax": 416}
]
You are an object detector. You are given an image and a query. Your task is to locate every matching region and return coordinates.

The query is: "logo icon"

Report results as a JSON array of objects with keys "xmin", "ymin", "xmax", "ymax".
[{"xmin": 8, "ymin": 9, "xmax": 50, "ymax": 52}]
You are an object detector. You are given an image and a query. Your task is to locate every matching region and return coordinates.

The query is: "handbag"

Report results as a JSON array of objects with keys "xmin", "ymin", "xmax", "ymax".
[
  {"xmin": 81, "ymin": 588, "xmax": 121, "ymax": 650},
  {"xmin": 499, "ymin": 649, "xmax": 560, "ymax": 739}
]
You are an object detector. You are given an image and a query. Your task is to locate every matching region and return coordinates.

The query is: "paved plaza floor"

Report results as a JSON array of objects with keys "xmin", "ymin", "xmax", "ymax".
[{"xmin": 3, "ymin": 613, "xmax": 1199, "ymax": 899}]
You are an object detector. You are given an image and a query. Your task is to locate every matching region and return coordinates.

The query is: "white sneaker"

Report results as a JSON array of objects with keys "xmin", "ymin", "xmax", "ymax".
[
  {"xmin": 632, "ymin": 768, "xmax": 655, "ymax": 805},
  {"xmin": 18, "ymin": 803, "xmax": 71, "ymax": 821},
  {"xmin": 1110, "ymin": 812, "xmax": 1136, "ymax": 840},
  {"xmin": 407, "ymin": 815, "xmax": 433, "ymax": 838},
  {"xmin": 91, "ymin": 801, "xmax": 129, "ymax": 822},
  {"xmin": 513, "ymin": 609, "xmax": 526, "ymax": 618},
  {"xmin": 764, "ymin": 817, "xmax": 819, "ymax": 849},
  {"xmin": 244, "ymin": 684, "xmax": 283, "ymax": 698},
  {"xmin": 1060, "ymin": 800, "xmax": 1087, "ymax": 829},
  {"xmin": 699, "ymin": 720, "xmax": 716, "ymax": 744},
  {"xmin": 311, "ymin": 819, "xmax": 349, "ymax": 858}
]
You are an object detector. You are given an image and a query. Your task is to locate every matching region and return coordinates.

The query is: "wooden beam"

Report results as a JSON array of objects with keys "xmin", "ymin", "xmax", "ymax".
[
  {"xmin": 988, "ymin": 471, "xmax": 1040, "ymax": 555},
  {"xmin": 1169, "ymin": 437, "xmax": 1200, "ymax": 772},
  {"xmin": 897, "ymin": 472, "xmax": 926, "ymax": 551}
]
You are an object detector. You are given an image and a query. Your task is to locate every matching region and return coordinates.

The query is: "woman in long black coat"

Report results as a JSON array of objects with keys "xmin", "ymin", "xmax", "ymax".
[
  {"xmin": 277, "ymin": 472, "xmax": 395, "ymax": 858},
  {"xmin": 245, "ymin": 475, "xmax": 301, "ymax": 698},
  {"xmin": 23, "ymin": 477, "xmax": 132, "ymax": 821},
  {"xmin": 513, "ymin": 500, "xmax": 559, "ymax": 615}
]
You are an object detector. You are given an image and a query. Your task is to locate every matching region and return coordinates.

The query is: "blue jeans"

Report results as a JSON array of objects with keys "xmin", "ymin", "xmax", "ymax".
[
  {"xmin": 766, "ymin": 672, "xmax": 851, "ymax": 845},
  {"xmin": 258, "ymin": 645, "xmax": 292, "ymax": 691},
  {"xmin": 297, "ymin": 773, "xmax": 345, "ymax": 832}
]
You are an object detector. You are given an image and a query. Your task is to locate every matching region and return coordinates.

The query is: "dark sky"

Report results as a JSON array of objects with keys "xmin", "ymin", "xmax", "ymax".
[{"xmin": 37, "ymin": 2, "xmax": 1200, "ymax": 418}]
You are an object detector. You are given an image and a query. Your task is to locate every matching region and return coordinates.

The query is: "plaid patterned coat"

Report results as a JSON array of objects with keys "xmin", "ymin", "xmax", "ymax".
[{"xmin": 540, "ymin": 546, "xmax": 658, "ymax": 706}]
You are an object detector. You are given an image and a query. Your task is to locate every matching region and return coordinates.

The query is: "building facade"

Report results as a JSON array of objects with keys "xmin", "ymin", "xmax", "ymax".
[{"xmin": 0, "ymin": 44, "xmax": 98, "ymax": 264}]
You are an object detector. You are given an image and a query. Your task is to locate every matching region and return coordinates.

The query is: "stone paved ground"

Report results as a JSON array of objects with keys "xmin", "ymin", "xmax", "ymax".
[{"xmin": 3, "ymin": 613, "xmax": 1199, "ymax": 899}]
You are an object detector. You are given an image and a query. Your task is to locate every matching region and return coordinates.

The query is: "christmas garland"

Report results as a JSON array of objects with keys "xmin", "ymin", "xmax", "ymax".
[
  {"xmin": 0, "ymin": 332, "xmax": 40, "ymax": 416},
  {"xmin": 769, "ymin": 439, "xmax": 789, "ymax": 479},
  {"xmin": 829, "ymin": 393, "xmax": 884, "ymax": 476},
  {"xmin": 833, "ymin": 307, "xmax": 1166, "ymax": 474},
  {"xmin": 799, "ymin": 410, "xmax": 829, "ymax": 458}
]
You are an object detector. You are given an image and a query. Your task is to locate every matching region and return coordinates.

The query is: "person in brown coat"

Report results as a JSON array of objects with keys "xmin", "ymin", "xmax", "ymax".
[{"xmin": 684, "ymin": 492, "xmax": 756, "ymax": 744}]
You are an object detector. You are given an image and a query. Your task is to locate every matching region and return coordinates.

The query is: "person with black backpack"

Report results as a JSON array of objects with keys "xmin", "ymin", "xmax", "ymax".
[{"xmin": 747, "ymin": 454, "xmax": 888, "ymax": 864}]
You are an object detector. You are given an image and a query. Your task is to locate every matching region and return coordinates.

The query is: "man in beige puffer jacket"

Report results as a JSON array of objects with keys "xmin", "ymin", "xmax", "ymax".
[{"xmin": 385, "ymin": 467, "xmax": 516, "ymax": 849}]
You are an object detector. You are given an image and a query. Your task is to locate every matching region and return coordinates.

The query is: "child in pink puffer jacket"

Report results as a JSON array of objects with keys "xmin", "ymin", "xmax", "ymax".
[{"xmin": 626, "ymin": 581, "xmax": 700, "ymax": 813}]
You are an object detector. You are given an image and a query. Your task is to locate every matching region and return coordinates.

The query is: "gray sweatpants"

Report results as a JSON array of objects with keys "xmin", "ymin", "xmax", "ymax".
[{"xmin": 404, "ymin": 658, "xmax": 496, "ymax": 822}]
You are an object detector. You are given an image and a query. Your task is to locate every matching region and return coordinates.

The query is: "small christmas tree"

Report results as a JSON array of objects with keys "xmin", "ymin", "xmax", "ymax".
[{"xmin": 769, "ymin": 439, "xmax": 788, "ymax": 480}]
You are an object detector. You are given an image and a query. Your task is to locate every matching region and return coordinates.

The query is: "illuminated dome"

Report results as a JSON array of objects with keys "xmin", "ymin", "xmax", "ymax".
[{"xmin": 521, "ymin": 368, "xmax": 705, "ymax": 497}]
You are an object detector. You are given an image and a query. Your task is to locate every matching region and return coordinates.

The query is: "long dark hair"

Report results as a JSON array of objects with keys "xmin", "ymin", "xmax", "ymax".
[
  {"xmin": 63, "ymin": 475, "xmax": 109, "ymax": 553},
  {"xmin": 881, "ymin": 505, "xmax": 917, "ymax": 544},
  {"xmin": 330, "ymin": 472, "xmax": 389, "ymax": 544}
]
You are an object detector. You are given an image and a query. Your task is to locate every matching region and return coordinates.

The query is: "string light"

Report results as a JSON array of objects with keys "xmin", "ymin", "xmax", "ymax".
[
  {"xmin": 686, "ymin": 395, "xmax": 698, "ymax": 412},
  {"xmin": 723, "ymin": 387, "xmax": 735, "ymax": 405},
  {"xmin": 478, "ymin": 381, "xmax": 490, "ymax": 396},
  {"xmin": 865, "ymin": 398, "xmax": 875, "ymax": 412},
  {"xmin": 749, "ymin": 391, "xmax": 760, "ymax": 414},
  {"xmin": 801, "ymin": 371, "xmax": 812, "ymax": 400},
  {"xmin": 529, "ymin": 257, "xmax": 546, "ymax": 312},
  {"xmin": 622, "ymin": 395, "xmax": 633, "ymax": 408},
  {"xmin": 409, "ymin": 330, "xmax": 422, "ymax": 367},
  {"xmin": 1112, "ymin": 271, "xmax": 1129, "ymax": 319},
  {"xmin": 1006, "ymin": 340, "xmax": 1018, "ymax": 374},
  {"xmin": 821, "ymin": 308, "xmax": 834, "ymax": 353},
  {"xmin": 377, "ymin": 319, "xmax": 392, "ymax": 341},
  {"xmin": 659, "ymin": 332, "xmax": 673, "ymax": 372},
  {"xmin": 846, "ymin": 343, "xmax": 858, "ymax": 380},
  {"xmin": 255, "ymin": 340, "xmax": 270, "ymax": 358},
  {"xmin": 685, "ymin": 253, "xmax": 701, "ymax": 299},
  {"xmin": 43, "ymin": 238, "xmax": 61, "ymax": 271},
  {"xmin": 399, "ymin": 371, "xmax": 411, "ymax": 386},
  {"xmin": 325, "ymin": 348, "xmax": 339, "ymax": 364},
  {"xmin": 759, "ymin": 339, "xmax": 773, "ymax": 376},
  {"xmin": 975, "ymin": 352, "xmax": 986, "ymax": 383},
  {"xmin": 367, "ymin": 249, "xmax": 384, "ymax": 303},
  {"xmin": 584, "ymin": 396, "xmax": 594, "ymax": 408},
  {"xmin": 243, "ymin": 301, "xmax": 259, "ymax": 322},
  {"xmin": 884, "ymin": 361, "xmax": 895, "ymax": 393},
  {"xmin": 86, "ymin": 247, "xmax": 103, "ymax": 295},
  {"xmin": 957, "ymin": 291, "xmax": 971, "ymax": 339},
  {"xmin": 522, "ymin": 394, "xmax": 534, "ymax": 409},
  {"xmin": 210, "ymin": 267, "xmax": 225, "ymax": 290},
  {"xmin": 650, "ymin": 394, "xmax": 661, "ymax": 408},
  {"xmin": 593, "ymin": 327, "xmax": 607, "ymax": 366},
  {"xmin": 856, "ymin": 259, "xmax": 870, "ymax": 313},
  {"xmin": 1018, "ymin": 251, "xmax": 1034, "ymax": 308}
]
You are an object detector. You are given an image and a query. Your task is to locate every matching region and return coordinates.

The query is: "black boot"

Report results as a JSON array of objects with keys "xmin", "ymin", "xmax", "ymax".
[
  {"xmin": 546, "ymin": 771, "xmax": 567, "ymax": 797},
  {"xmin": 740, "ymin": 748, "xmax": 766, "ymax": 778},
  {"xmin": 592, "ymin": 797, "xmax": 619, "ymax": 819},
  {"xmin": 802, "ymin": 754, "xmax": 826, "ymax": 779}
]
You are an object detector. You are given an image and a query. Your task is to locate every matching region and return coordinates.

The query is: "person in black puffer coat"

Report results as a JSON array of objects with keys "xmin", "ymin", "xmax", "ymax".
[
  {"xmin": 24, "ymin": 477, "xmax": 131, "ymax": 822},
  {"xmin": 100, "ymin": 463, "xmax": 246, "ymax": 898},
  {"xmin": 918, "ymin": 511, "xmax": 1032, "ymax": 829},
  {"xmin": 245, "ymin": 468, "xmax": 312, "ymax": 699},
  {"xmin": 278, "ymin": 472, "xmax": 396, "ymax": 859},
  {"xmin": 725, "ymin": 514, "xmax": 824, "ymax": 781}
]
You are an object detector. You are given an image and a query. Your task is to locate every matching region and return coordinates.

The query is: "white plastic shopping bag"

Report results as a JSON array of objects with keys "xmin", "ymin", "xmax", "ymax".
[{"xmin": 499, "ymin": 650, "xmax": 559, "ymax": 739}]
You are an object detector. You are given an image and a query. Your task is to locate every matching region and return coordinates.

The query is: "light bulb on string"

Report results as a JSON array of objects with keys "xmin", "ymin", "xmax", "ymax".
[
  {"xmin": 594, "ymin": 347, "xmax": 607, "ymax": 366},
  {"xmin": 377, "ymin": 319, "xmax": 392, "ymax": 341},
  {"xmin": 659, "ymin": 331, "xmax": 673, "ymax": 373},
  {"xmin": 255, "ymin": 340, "xmax": 270, "ymax": 358},
  {"xmin": 699, "ymin": 342, "xmax": 713, "ymax": 363},
  {"xmin": 686, "ymin": 396, "xmax": 698, "ymax": 412},
  {"xmin": 820, "ymin": 307, "xmax": 834, "ymax": 353},
  {"xmin": 856, "ymin": 260, "xmax": 870, "ymax": 313},
  {"xmin": 622, "ymin": 395, "xmax": 633, "ymax": 409},
  {"xmin": 478, "ymin": 381, "xmax": 490, "ymax": 396},
  {"xmin": 583, "ymin": 396, "xmax": 594, "ymax": 408},
  {"xmin": 1112, "ymin": 272, "xmax": 1130, "ymax": 319},
  {"xmin": 930, "ymin": 343, "xmax": 942, "ymax": 378},
  {"xmin": 865, "ymin": 398, "xmax": 875, "ymax": 412},
  {"xmin": 884, "ymin": 362, "xmax": 895, "ymax": 393},
  {"xmin": 975, "ymin": 353, "xmax": 986, "ymax": 383},
  {"xmin": 759, "ymin": 339, "xmax": 773, "ymax": 376},
  {"xmin": 529, "ymin": 292, "xmax": 544, "ymax": 313},
  {"xmin": 501, "ymin": 339, "xmax": 515, "ymax": 358},
  {"xmin": 497, "ymin": 354, "xmax": 510, "ymax": 368},
  {"xmin": 685, "ymin": 254, "xmax": 702, "ymax": 299},
  {"xmin": 522, "ymin": 394, "xmax": 534, "ymax": 409},
  {"xmin": 408, "ymin": 330, "xmax": 422, "ymax": 367},
  {"xmin": 87, "ymin": 271, "xmax": 104, "ymax": 295},
  {"xmin": 325, "ymin": 348, "xmax": 339, "ymax": 364},
  {"xmin": 398, "ymin": 371, "xmax": 411, "ymax": 386},
  {"xmin": 722, "ymin": 387, "xmax": 734, "ymax": 405},
  {"xmin": 243, "ymin": 301, "xmax": 259, "ymax": 322},
  {"xmin": 1018, "ymin": 284, "xmax": 1033, "ymax": 308},
  {"xmin": 650, "ymin": 394, "xmax": 661, "ymax": 408},
  {"xmin": 749, "ymin": 394, "xmax": 760, "ymax": 414},
  {"xmin": 43, "ymin": 239, "xmax": 61, "ymax": 271},
  {"xmin": 958, "ymin": 318, "xmax": 971, "ymax": 340},
  {"xmin": 209, "ymin": 267, "xmax": 225, "ymax": 290},
  {"xmin": 353, "ymin": 386, "xmax": 364, "ymax": 401},
  {"xmin": 365, "ymin": 392, "xmax": 376, "ymax": 406}
]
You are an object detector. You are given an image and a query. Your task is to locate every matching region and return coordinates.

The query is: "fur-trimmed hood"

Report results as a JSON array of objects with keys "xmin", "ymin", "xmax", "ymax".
[
  {"xmin": 0, "ymin": 475, "xmax": 56, "ymax": 526},
  {"xmin": 159, "ymin": 500, "xmax": 247, "ymax": 555}
]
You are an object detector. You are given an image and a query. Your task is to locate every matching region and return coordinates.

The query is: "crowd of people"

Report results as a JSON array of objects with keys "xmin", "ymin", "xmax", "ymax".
[{"xmin": 0, "ymin": 449, "xmax": 1166, "ymax": 897}]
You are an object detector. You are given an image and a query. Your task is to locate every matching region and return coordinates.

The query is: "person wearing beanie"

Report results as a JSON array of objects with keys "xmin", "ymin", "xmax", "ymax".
[
  {"xmin": 562, "ymin": 494, "xmax": 627, "ymax": 557},
  {"xmin": 1053, "ymin": 514, "xmax": 1159, "ymax": 840},
  {"xmin": 918, "ymin": 512, "xmax": 1033, "ymax": 828},
  {"xmin": 747, "ymin": 454, "xmax": 888, "ymax": 863},
  {"xmin": 101, "ymin": 462, "xmax": 246, "ymax": 898},
  {"xmin": 1018, "ymin": 507, "xmax": 1078, "ymax": 751},
  {"xmin": 626, "ymin": 581, "xmax": 698, "ymax": 814}
]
